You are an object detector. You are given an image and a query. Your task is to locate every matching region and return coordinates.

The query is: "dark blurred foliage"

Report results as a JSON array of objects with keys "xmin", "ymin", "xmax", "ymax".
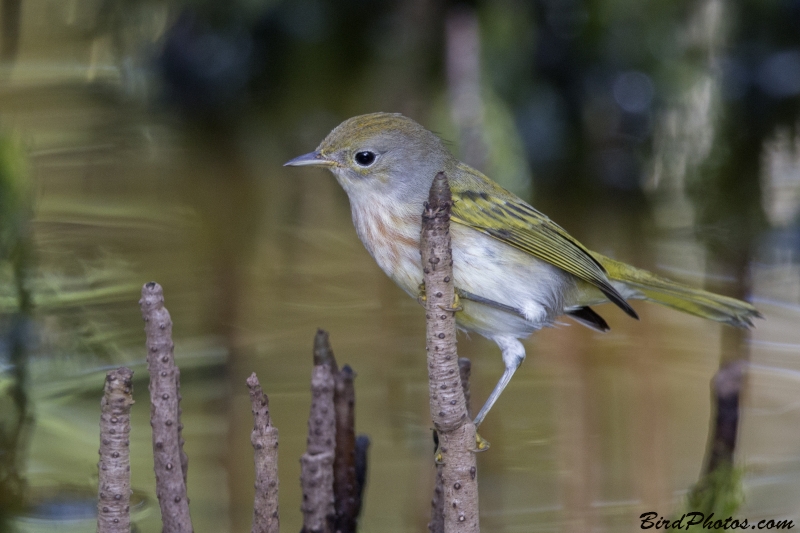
[
  {"xmin": 487, "ymin": 0, "xmax": 693, "ymax": 193},
  {"xmin": 152, "ymin": 0, "xmax": 619, "ymax": 187},
  {"xmin": 0, "ymin": 0, "xmax": 793, "ymax": 200},
  {"xmin": 158, "ymin": 11, "xmax": 255, "ymax": 121},
  {"xmin": 691, "ymin": 1, "xmax": 800, "ymax": 264},
  {"xmin": 155, "ymin": 0, "xmax": 401, "ymax": 125},
  {"xmin": 0, "ymin": 0, "xmax": 21, "ymax": 62},
  {"xmin": 150, "ymin": 0, "xmax": 800, "ymax": 203}
]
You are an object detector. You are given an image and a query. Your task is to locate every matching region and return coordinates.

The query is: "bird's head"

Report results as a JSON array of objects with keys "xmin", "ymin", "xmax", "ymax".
[{"xmin": 285, "ymin": 113, "xmax": 455, "ymax": 204}]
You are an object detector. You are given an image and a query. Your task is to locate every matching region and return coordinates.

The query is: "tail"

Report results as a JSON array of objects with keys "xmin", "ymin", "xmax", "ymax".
[{"xmin": 592, "ymin": 253, "xmax": 762, "ymax": 328}]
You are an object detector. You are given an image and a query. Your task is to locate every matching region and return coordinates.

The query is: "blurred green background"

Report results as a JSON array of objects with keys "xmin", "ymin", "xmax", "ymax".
[{"xmin": 1, "ymin": 0, "xmax": 800, "ymax": 531}]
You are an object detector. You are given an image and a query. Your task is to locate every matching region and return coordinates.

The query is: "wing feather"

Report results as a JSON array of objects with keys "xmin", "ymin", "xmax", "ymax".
[{"xmin": 449, "ymin": 165, "xmax": 638, "ymax": 319}]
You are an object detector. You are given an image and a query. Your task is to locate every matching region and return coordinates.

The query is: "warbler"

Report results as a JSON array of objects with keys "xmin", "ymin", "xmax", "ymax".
[{"xmin": 285, "ymin": 112, "xmax": 761, "ymax": 427}]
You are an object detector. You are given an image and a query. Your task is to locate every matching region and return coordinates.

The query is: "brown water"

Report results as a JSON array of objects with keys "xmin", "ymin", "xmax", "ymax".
[{"xmin": 2, "ymin": 5, "xmax": 800, "ymax": 532}]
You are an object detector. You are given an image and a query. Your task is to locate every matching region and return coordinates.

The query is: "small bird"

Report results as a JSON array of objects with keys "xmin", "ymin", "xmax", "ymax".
[{"xmin": 285, "ymin": 112, "xmax": 761, "ymax": 427}]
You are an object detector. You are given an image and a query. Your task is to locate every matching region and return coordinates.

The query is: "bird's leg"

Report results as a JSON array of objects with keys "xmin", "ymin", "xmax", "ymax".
[
  {"xmin": 417, "ymin": 282, "xmax": 427, "ymax": 305},
  {"xmin": 473, "ymin": 336, "xmax": 526, "ymax": 428}
]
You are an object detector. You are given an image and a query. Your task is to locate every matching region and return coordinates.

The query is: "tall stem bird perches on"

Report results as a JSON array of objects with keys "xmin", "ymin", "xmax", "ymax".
[
  {"xmin": 421, "ymin": 172, "xmax": 479, "ymax": 532},
  {"xmin": 285, "ymin": 113, "xmax": 762, "ymax": 427}
]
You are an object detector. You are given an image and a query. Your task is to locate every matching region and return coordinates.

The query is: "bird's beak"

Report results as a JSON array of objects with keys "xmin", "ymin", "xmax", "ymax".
[{"xmin": 283, "ymin": 151, "xmax": 334, "ymax": 167}]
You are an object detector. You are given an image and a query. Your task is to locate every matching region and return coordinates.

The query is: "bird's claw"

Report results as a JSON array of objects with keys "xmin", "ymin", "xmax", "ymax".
[
  {"xmin": 434, "ymin": 449, "xmax": 444, "ymax": 465},
  {"xmin": 417, "ymin": 283, "xmax": 427, "ymax": 306},
  {"xmin": 472, "ymin": 431, "xmax": 491, "ymax": 452},
  {"xmin": 438, "ymin": 292, "xmax": 463, "ymax": 312}
]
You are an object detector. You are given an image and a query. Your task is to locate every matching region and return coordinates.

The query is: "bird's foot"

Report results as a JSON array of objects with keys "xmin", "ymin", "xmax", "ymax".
[
  {"xmin": 473, "ymin": 431, "xmax": 490, "ymax": 452},
  {"xmin": 432, "ymin": 429, "xmax": 444, "ymax": 464},
  {"xmin": 439, "ymin": 291, "xmax": 463, "ymax": 312},
  {"xmin": 434, "ymin": 448, "xmax": 444, "ymax": 465},
  {"xmin": 433, "ymin": 428, "xmax": 488, "ymax": 461}
]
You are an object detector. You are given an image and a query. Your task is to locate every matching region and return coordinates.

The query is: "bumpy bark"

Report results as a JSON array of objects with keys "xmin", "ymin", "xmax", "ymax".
[
  {"xmin": 421, "ymin": 173, "xmax": 480, "ymax": 532},
  {"xmin": 247, "ymin": 373, "xmax": 280, "ymax": 533},
  {"xmin": 97, "ymin": 367, "xmax": 134, "ymax": 533},
  {"xmin": 300, "ymin": 330, "xmax": 337, "ymax": 533},
  {"xmin": 333, "ymin": 364, "xmax": 359, "ymax": 533},
  {"xmin": 140, "ymin": 282, "xmax": 193, "ymax": 533}
]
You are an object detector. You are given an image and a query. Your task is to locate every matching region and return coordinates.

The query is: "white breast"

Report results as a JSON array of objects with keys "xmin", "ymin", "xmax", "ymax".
[{"xmin": 349, "ymin": 196, "xmax": 423, "ymax": 297}]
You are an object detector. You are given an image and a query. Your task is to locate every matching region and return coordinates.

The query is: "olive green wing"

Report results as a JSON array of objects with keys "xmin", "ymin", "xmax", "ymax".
[{"xmin": 449, "ymin": 181, "xmax": 638, "ymax": 319}]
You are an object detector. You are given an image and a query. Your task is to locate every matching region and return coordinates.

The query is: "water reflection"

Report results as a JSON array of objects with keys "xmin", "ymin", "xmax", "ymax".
[{"xmin": 0, "ymin": 0, "xmax": 799, "ymax": 531}]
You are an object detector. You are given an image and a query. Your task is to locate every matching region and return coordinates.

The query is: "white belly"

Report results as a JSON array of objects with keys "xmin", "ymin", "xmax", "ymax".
[
  {"xmin": 350, "ymin": 198, "xmax": 575, "ymax": 340},
  {"xmin": 450, "ymin": 224, "xmax": 574, "ymax": 337}
]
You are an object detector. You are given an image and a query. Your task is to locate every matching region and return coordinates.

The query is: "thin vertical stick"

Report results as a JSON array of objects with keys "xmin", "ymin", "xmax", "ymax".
[
  {"xmin": 333, "ymin": 364, "xmax": 359, "ymax": 533},
  {"xmin": 300, "ymin": 329, "xmax": 337, "ymax": 533},
  {"xmin": 686, "ymin": 360, "xmax": 746, "ymax": 512},
  {"xmin": 97, "ymin": 367, "xmax": 134, "ymax": 533},
  {"xmin": 706, "ymin": 360, "xmax": 745, "ymax": 474},
  {"xmin": 446, "ymin": 7, "xmax": 488, "ymax": 173},
  {"xmin": 421, "ymin": 172, "xmax": 479, "ymax": 532},
  {"xmin": 140, "ymin": 282, "xmax": 193, "ymax": 533},
  {"xmin": 247, "ymin": 373, "xmax": 280, "ymax": 533},
  {"xmin": 353, "ymin": 435, "xmax": 370, "ymax": 519},
  {"xmin": 2, "ymin": 134, "xmax": 34, "ymax": 522}
]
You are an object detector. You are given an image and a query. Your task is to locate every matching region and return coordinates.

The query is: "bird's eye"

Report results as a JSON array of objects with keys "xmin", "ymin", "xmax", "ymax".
[{"xmin": 354, "ymin": 151, "xmax": 377, "ymax": 167}]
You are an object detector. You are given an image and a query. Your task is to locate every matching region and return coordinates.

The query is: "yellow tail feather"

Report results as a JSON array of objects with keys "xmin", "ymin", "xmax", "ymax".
[{"xmin": 591, "ymin": 253, "xmax": 762, "ymax": 328}]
